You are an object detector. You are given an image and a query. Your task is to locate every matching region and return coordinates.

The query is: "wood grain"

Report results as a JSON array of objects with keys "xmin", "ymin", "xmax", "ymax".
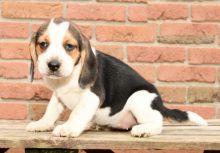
[{"xmin": 0, "ymin": 120, "xmax": 220, "ymax": 150}]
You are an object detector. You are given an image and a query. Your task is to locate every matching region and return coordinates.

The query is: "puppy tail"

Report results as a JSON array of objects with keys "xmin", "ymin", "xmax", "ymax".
[
  {"xmin": 163, "ymin": 108, "xmax": 207, "ymax": 126},
  {"xmin": 152, "ymin": 97, "xmax": 208, "ymax": 126}
]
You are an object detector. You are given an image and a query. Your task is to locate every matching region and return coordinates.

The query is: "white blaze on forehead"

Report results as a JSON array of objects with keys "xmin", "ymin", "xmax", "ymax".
[{"xmin": 48, "ymin": 19, "xmax": 70, "ymax": 45}]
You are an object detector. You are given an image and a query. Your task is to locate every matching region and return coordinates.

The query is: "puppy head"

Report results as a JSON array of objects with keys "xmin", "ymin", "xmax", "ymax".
[{"xmin": 29, "ymin": 18, "xmax": 97, "ymax": 88}]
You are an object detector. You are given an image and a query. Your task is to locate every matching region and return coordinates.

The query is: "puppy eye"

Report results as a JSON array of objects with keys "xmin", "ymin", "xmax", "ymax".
[
  {"xmin": 64, "ymin": 44, "xmax": 77, "ymax": 52},
  {"xmin": 38, "ymin": 41, "xmax": 48, "ymax": 49}
]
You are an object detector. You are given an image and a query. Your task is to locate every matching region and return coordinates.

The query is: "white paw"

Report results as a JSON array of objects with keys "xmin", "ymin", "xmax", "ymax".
[
  {"xmin": 52, "ymin": 123, "xmax": 82, "ymax": 137},
  {"xmin": 131, "ymin": 124, "xmax": 162, "ymax": 137},
  {"xmin": 26, "ymin": 120, "xmax": 54, "ymax": 132}
]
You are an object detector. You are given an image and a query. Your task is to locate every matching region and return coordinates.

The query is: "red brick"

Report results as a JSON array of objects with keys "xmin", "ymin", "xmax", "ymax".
[
  {"xmin": 0, "ymin": 103, "xmax": 27, "ymax": 120},
  {"xmin": 114, "ymin": 150, "xmax": 151, "ymax": 153},
  {"xmin": 158, "ymin": 65, "xmax": 216, "ymax": 83},
  {"xmin": 30, "ymin": 103, "xmax": 47, "ymax": 121},
  {"xmin": 159, "ymin": 23, "xmax": 218, "ymax": 44},
  {"xmin": 33, "ymin": 68, "xmax": 42, "ymax": 80},
  {"xmin": 0, "ymin": 83, "xmax": 35, "ymax": 100},
  {"xmin": 128, "ymin": 46, "xmax": 185, "ymax": 63},
  {"xmin": 82, "ymin": 150, "xmax": 202, "ymax": 153},
  {"xmin": 0, "ymin": 42, "xmax": 29, "ymax": 59},
  {"xmin": 67, "ymin": 3, "xmax": 125, "ymax": 21},
  {"xmin": 32, "ymin": 24, "xmax": 93, "ymax": 39},
  {"xmin": 95, "ymin": 45, "xmax": 124, "ymax": 59},
  {"xmin": 32, "ymin": 24, "xmax": 43, "ymax": 32},
  {"xmin": 154, "ymin": 150, "xmax": 203, "ymax": 153},
  {"xmin": 0, "ymin": 22, "xmax": 29, "ymax": 38},
  {"xmin": 216, "ymin": 106, "xmax": 220, "ymax": 119},
  {"xmin": 0, "ymin": 83, "xmax": 51, "ymax": 100},
  {"xmin": 0, "ymin": 62, "xmax": 28, "ymax": 79},
  {"xmin": 129, "ymin": 64, "xmax": 155, "ymax": 82},
  {"xmin": 192, "ymin": 5, "xmax": 220, "ymax": 21},
  {"xmin": 128, "ymin": 4, "xmax": 188, "ymax": 22},
  {"xmin": 189, "ymin": 48, "xmax": 220, "ymax": 64},
  {"xmin": 78, "ymin": 25, "xmax": 93, "ymax": 39},
  {"xmin": 96, "ymin": 25, "xmax": 156, "ymax": 42},
  {"xmin": 31, "ymin": 103, "xmax": 70, "ymax": 121},
  {"xmin": 97, "ymin": 0, "xmax": 147, "ymax": 3},
  {"xmin": 114, "ymin": 149, "xmax": 203, "ymax": 153},
  {"xmin": 2, "ymin": 1, "xmax": 63, "ymax": 19},
  {"xmin": 6, "ymin": 148, "xmax": 24, "ymax": 153},
  {"xmin": 160, "ymin": 23, "xmax": 218, "ymax": 36},
  {"xmin": 157, "ymin": 86, "xmax": 186, "ymax": 103},
  {"xmin": 188, "ymin": 87, "xmax": 220, "ymax": 103},
  {"xmin": 166, "ymin": 104, "xmax": 215, "ymax": 119},
  {"xmin": 34, "ymin": 84, "xmax": 52, "ymax": 100}
]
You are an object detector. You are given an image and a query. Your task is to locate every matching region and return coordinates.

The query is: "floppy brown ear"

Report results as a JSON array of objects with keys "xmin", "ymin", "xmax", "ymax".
[
  {"xmin": 29, "ymin": 33, "xmax": 37, "ymax": 82},
  {"xmin": 78, "ymin": 35, "xmax": 97, "ymax": 89}
]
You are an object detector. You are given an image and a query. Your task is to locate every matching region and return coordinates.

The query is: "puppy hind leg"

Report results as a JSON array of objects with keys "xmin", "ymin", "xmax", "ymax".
[
  {"xmin": 131, "ymin": 110, "xmax": 163, "ymax": 137},
  {"xmin": 127, "ymin": 90, "xmax": 163, "ymax": 137}
]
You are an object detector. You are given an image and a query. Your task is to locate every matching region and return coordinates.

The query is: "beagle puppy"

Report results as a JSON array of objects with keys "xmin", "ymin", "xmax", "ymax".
[{"xmin": 26, "ymin": 17, "xmax": 207, "ymax": 137}]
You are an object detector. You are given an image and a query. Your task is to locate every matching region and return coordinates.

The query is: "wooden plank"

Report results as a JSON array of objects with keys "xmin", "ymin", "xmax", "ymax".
[
  {"xmin": 0, "ymin": 119, "xmax": 218, "ymax": 128},
  {"xmin": 163, "ymin": 119, "xmax": 220, "ymax": 126},
  {"xmin": 1, "ymin": 126, "xmax": 220, "ymax": 136},
  {"xmin": 0, "ymin": 120, "xmax": 220, "ymax": 150},
  {"xmin": 1, "ymin": 131, "xmax": 220, "ymax": 150}
]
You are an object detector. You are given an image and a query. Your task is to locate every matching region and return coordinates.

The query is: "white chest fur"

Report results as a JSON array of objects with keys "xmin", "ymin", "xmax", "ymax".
[
  {"xmin": 55, "ymin": 89, "xmax": 82, "ymax": 110},
  {"xmin": 44, "ymin": 64, "xmax": 83, "ymax": 110}
]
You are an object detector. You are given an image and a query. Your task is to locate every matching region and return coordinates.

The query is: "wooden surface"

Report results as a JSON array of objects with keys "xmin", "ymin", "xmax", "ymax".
[{"xmin": 0, "ymin": 120, "xmax": 220, "ymax": 150}]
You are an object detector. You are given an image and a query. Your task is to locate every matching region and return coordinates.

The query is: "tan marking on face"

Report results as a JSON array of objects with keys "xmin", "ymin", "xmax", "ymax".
[
  {"xmin": 63, "ymin": 32, "xmax": 80, "ymax": 62},
  {"xmin": 36, "ymin": 32, "xmax": 50, "ymax": 55},
  {"xmin": 63, "ymin": 32, "xmax": 78, "ymax": 46},
  {"xmin": 70, "ymin": 49, "xmax": 80, "ymax": 61}
]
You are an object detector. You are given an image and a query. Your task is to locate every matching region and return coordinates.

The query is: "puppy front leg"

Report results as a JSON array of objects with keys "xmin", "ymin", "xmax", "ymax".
[
  {"xmin": 26, "ymin": 93, "xmax": 64, "ymax": 132},
  {"xmin": 53, "ymin": 91, "xmax": 99, "ymax": 137}
]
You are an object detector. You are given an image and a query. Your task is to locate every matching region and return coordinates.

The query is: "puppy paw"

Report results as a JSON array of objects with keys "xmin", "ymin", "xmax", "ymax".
[
  {"xmin": 131, "ymin": 124, "xmax": 162, "ymax": 137},
  {"xmin": 52, "ymin": 123, "xmax": 82, "ymax": 137},
  {"xmin": 26, "ymin": 120, "xmax": 54, "ymax": 132}
]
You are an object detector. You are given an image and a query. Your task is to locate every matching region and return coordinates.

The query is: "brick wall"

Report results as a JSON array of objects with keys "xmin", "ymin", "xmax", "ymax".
[{"xmin": 0, "ymin": 0, "xmax": 220, "ymax": 122}]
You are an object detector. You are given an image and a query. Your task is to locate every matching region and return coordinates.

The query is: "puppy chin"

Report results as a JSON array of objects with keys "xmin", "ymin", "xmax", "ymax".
[
  {"xmin": 43, "ymin": 71, "xmax": 72, "ymax": 80},
  {"xmin": 41, "ymin": 71, "xmax": 62, "ymax": 80},
  {"xmin": 46, "ymin": 75, "xmax": 62, "ymax": 79}
]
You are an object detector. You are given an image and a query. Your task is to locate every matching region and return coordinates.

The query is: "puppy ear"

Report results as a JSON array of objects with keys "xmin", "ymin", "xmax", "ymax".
[
  {"xmin": 78, "ymin": 35, "xmax": 97, "ymax": 89},
  {"xmin": 29, "ymin": 33, "xmax": 37, "ymax": 82}
]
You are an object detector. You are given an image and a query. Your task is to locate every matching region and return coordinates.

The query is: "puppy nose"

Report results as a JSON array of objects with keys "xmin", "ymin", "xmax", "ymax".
[{"xmin": 48, "ymin": 60, "xmax": 61, "ymax": 71}]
